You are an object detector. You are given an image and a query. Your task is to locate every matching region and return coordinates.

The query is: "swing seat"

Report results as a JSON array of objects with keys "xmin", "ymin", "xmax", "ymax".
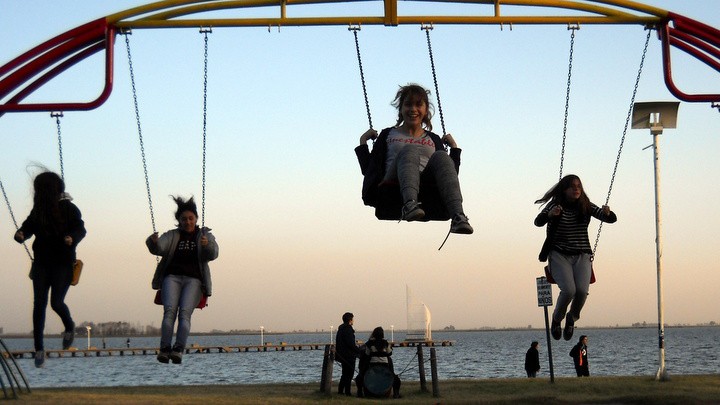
[
  {"xmin": 374, "ymin": 181, "xmax": 450, "ymax": 221},
  {"xmin": 363, "ymin": 364, "xmax": 394, "ymax": 397}
]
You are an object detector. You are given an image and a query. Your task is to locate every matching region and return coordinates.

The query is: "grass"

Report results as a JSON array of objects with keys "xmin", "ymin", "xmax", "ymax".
[{"xmin": 6, "ymin": 375, "xmax": 720, "ymax": 404}]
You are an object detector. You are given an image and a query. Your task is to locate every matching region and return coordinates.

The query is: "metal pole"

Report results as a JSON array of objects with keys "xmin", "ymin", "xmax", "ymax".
[
  {"xmin": 0, "ymin": 339, "xmax": 30, "ymax": 393},
  {"xmin": 652, "ymin": 131, "xmax": 668, "ymax": 381},
  {"xmin": 544, "ymin": 306, "xmax": 555, "ymax": 383}
]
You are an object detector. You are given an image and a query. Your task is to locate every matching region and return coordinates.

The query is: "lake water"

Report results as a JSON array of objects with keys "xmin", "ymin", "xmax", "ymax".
[{"xmin": 2, "ymin": 327, "xmax": 718, "ymax": 388}]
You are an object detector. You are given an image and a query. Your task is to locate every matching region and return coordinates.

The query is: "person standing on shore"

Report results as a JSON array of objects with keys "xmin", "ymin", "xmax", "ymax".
[
  {"xmin": 335, "ymin": 312, "xmax": 360, "ymax": 396},
  {"xmin": 524, "ymin": 341, "xmax": 540, "ymax": 378},
  {"xmin": 570, "ymin": 335, "xmax": 589, "ymax": 377},
  {"xmin": 14, "ymin": 171, "xmax": 86, "ymax": 368}
]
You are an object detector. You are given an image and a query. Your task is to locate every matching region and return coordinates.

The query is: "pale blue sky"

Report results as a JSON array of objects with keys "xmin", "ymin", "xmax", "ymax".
[{"xmin": 1, "ymin": 1, "xmax": 718, "ymax": 335}]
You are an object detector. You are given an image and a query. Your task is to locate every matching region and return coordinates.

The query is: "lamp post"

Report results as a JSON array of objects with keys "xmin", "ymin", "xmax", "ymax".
[
  {"xmin": 390, "ymin": 325, "xmax": 394, "ymax": 343},
  {"xmin": 260, "ymin": 326, "xmax": 264, "ymax": 346},
  {"xmin": 85, "ymin": 326, "xmax": 92, "ymax": 350},
  {"xmin": 631, "ymin": 101, "xmax": 679, "ymax": 382}
]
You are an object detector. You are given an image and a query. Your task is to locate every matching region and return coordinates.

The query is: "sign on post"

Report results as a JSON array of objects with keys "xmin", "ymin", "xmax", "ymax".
[
  {"xmin": 536, "ymin": 275, "xmax": 555, "ymax": 383},
  {"xmin": 536, "ymin": 276, "xmax": 553, "ymax": 307}
]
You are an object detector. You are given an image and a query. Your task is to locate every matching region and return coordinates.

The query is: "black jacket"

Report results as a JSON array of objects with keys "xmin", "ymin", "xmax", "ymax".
[
  {"xmin": 525, "ymin": 347, "xmax": 540, "ymax": 373},
  {"xmin": 335, "ymin": 323, "xmax": 359, "ymax": 365},
  {"xmin": 354, "ymin": 127, "xmax": 461, "ymax": 208},
  {"xmin": 17, "ymin": 199, "xmax": 86, "ymax": 266}
]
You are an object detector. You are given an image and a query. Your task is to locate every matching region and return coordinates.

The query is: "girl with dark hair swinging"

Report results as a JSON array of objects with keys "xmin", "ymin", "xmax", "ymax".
[
  {"xmin": 146, "ymin": 195, "xmax": 219, "ymax": 364},
  {"xmin": 14, "ymin": 171, "xmax": 86, "ymax": 368},
  {"xmin": 535, "ymin": 175, "xmax": 617, "ymax": 341}
]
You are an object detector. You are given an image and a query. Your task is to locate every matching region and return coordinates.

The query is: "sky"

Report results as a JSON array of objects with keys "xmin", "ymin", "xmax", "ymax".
[{"xmin": 1, "ymin": 1, "xmax": 718, "ymax": 335}]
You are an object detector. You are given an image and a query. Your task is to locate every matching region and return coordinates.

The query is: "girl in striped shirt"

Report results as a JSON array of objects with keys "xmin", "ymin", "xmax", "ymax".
[{"xmin": 535, "ymin": 175, "xmax": 617, "ymax": 341}]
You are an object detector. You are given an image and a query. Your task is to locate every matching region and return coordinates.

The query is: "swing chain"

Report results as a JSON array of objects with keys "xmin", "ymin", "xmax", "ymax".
[
  {"xmin": 0, "ymin": 179, "xmax": 33, "ymax": 261},
  {"xmin": 559, "ymin": 25, "xmax": 578, "ymax": 181},
  {"xmin": 123, "ymin": 31, "xmax": 157, "ymax": 234},
  {"xmin": 422, "ymin": 24, "xmax": 447, "ymax": 138},
  {"xmin": 349, "ymin": 24, "xmax": 374, "ymax": 132},
  {"xmin": 200, "ymin": 27, "xmax": 211, "ymax": 229},
  {"xmin": 592, "ymin": 28, "xmax": 652, "ymax": 256},
  {"xmin": 52, "ymin": 111, "xmax": 65, "ymax": 180}
]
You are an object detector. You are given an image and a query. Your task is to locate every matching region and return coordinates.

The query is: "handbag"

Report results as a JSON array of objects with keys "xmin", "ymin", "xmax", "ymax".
[
  {"xmin": 71, "ymin": 259, "xmax": 83, "ymax": 286},
  {"xmin": 154, "ymin": 290, "xmax": 208, "ymax": 309}
]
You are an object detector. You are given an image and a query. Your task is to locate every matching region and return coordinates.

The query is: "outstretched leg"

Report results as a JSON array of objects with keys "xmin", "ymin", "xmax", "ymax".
[
  {"xmin": 423, "ymin": 151, "xmax": 472, "ymax": 233},
  {"xmin": 395, "ymin": 147, "xmax": 425, "ymax": 220}
]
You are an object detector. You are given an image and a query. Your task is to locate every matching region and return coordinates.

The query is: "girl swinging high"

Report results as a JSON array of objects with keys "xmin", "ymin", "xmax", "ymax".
[{"xmin": 354, "ymin": 83, "xmax": 473, "ymax": 235}]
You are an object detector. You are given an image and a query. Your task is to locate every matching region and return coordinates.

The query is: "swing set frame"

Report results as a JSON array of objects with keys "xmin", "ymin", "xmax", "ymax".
[{"xmin": 0, "ymin": 0, "xmax": 719, "ymax": 116}]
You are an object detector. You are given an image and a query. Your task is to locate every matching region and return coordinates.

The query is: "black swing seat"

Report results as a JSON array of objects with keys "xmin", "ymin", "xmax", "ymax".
[
  {"xmin": 363, "ymin": 364, "xmax": 394, "ymax": 397},
  {"xmin": 373, "ymin": 181, "xmax": 451, "ymax": 221}
]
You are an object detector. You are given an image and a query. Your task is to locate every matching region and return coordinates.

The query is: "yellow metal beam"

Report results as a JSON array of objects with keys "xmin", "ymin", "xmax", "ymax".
[
  {"xmin": 384, "ymin": 0, "xmax": 398, "ymax": 26},
  {"xmin": 106, "ymin": 0, "xmax": 669, "ymax": 29}
]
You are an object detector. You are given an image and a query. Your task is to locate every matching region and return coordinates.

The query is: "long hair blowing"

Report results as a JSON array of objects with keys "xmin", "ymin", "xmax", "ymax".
[
  {"xmin": 30, "ymin": 171, "xmax": 65, "ymax": 234},
  {"xmin": 172, "ymin": 195, "xmax": 198, "ymax": 220},
  {"xmin": 535, "ymin": 174, "xmax": 591, "ymax": 218}
]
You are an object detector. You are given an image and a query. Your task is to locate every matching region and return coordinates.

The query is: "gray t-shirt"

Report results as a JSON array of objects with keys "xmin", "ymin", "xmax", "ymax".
[{"xmin": 383, "ymin": 128, "xmax": 436, "ymax": 182}]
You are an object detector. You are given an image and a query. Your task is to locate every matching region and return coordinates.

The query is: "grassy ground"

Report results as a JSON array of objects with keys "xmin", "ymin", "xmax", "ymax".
[{"xmin": 5, "ymin": 375, "xmax": 720, "ymax": 404}]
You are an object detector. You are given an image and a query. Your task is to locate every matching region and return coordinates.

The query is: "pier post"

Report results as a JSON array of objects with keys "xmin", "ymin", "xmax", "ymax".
[
  {"xmin": 417, "ymin": 345, "xmax": 427, "ymax": 392},
  {"xmin": 320, "ymin": 344, "xmax": 334, "ymax": 395},
  {"xmin": 430, "ymin": 348, "xmax": 439, "ymax": 397}
]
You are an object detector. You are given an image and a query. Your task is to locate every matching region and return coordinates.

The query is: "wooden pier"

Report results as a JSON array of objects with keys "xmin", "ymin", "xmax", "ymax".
[{"xmin": 4, "ymin": 340, "xmax": 453, "ymax": 360}]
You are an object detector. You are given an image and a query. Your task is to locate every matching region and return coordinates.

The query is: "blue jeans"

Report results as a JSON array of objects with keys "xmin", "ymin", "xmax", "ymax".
[
  {"xmin": 160, "ymin": 275, "xmax": 201, "ymax": 351},
  {"xmin": 396, "ymin": 148, "xmax": 464, "ymax": 215},
  {"xmin": 32, "ymin": 262, "xmax": 74, "ymax": 351},
  {"xmin": 548, "ymin": 251, "xmax": 592, "ymax": 324}
]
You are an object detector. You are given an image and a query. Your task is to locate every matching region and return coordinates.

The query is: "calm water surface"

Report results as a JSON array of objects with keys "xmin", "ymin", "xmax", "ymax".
[{"xmin": 3, "ymin": 327, "xmax": 718, "ymax": 387}]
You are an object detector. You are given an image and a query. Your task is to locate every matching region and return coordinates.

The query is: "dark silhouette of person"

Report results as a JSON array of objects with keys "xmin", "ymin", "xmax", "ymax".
[
  {"xmin": 335, "ymin": 312, "xmax": 360, "ymax": 396},
  {"xmin": 570, "ymin": 335, "xmax": 589, "ymax": 377},
  {"xmin": 525, "ymin": 341, "xmax": 540, "ymax": 377}
]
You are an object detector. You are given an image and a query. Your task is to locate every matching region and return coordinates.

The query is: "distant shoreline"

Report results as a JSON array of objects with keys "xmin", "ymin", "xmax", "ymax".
[{"xmin": 1, "ymin": 323, "xmax": 717, "ymax": 339}]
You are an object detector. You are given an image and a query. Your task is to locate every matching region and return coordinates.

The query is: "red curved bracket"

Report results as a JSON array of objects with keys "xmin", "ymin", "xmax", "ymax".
[
  {"xmin": 661, "ymin": 12, "xmax": 720, "ymax": 103},
  {"xmin": 0, "ymin": 18, "xmax": 115, "ymax": 115}
]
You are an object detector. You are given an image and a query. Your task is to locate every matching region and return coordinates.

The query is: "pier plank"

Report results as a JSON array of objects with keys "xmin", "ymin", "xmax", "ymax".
[{"xmin": 8, "ymin": 341, "xmax": 452, "ymax": 359}]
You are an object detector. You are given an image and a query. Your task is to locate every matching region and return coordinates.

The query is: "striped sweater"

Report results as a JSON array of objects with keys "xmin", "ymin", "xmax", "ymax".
[{"xmin": 535, "ymin": 202, "xmax": 617, "ymax": 255}]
